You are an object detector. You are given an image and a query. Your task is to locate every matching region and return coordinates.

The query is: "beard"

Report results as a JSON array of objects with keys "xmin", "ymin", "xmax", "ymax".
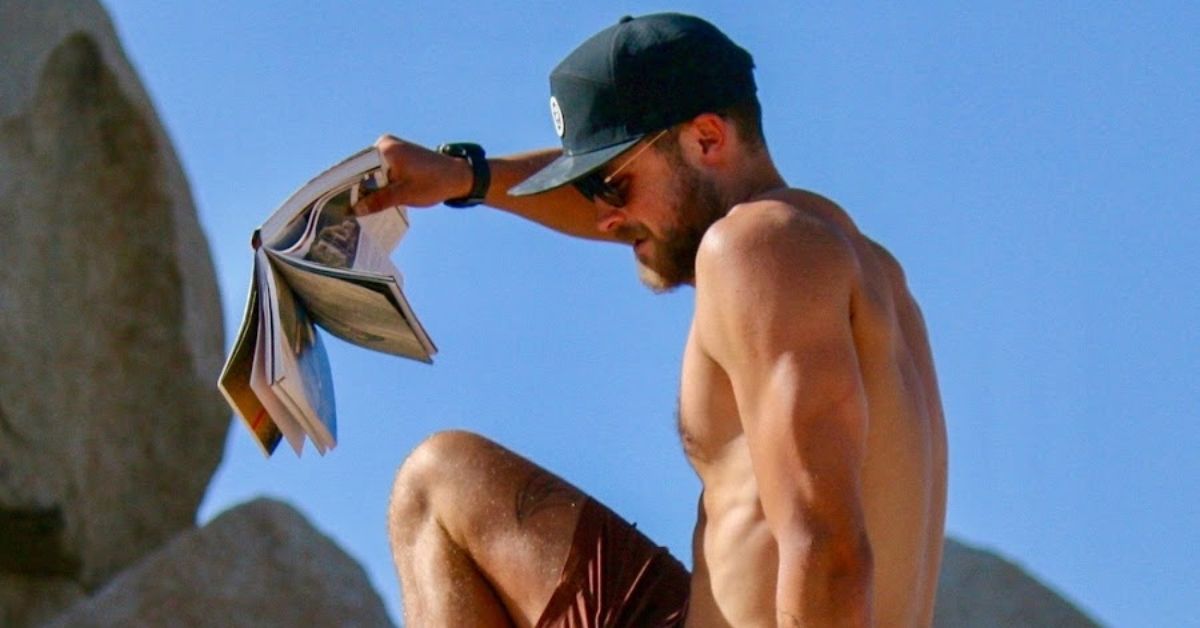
[{"xmin": 634, "ymin": 164, "xmax": 728, "ymax": 292}]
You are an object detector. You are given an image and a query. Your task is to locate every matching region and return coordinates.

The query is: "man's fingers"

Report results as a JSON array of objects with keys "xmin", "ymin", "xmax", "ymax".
[
  {"xmin": 353, "ymin": 183, "xmax": 397, "ymax": 216},
  {"xmin": 375, "ymin": 133, "xmax": 399, "ymax": 148},
  {"xmin": 358, "ymin": 135, "xmax": 450, "ymax": 212}
]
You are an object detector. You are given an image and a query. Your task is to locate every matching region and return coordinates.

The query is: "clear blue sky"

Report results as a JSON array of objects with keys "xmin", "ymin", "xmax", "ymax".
[{"xmin": 102, "ymin": 2, "xmax": 1198, "ymax": 625}]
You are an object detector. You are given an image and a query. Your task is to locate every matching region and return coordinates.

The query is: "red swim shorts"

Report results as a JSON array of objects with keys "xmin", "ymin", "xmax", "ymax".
[{"xmin": 535, "ymin": 499, "xmax": 690, "ymax": 628}]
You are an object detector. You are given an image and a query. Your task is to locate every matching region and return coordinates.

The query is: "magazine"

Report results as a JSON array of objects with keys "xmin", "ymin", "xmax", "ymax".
[{"xmin": 218, "ymin": 146, "xmax": 436, "ymax": 457}]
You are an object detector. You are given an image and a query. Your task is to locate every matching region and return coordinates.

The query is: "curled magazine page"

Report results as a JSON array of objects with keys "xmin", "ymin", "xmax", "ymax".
[
  {"xmin": 305, "ymin": 181, "xmax": 382, "ymax": 269},
  {"xmin": 216, "ymin": 268, "xmax": 283, "ymax": 457},
  {"xmin": 288, "ymin": 171, "xmax": 407, "ymax": 276},
  {"xmin": 277, "ymin": 180, "xmax": 352, "ymax": 258},
  {"xmin": 263, "ymin": 195, "xmax": 317, "ymax": 252},
  {"xmin": 351, "ymin": 165, "xmax": 410, "ymax": 254},
  {"xmin": 262, "ymin": 253, "xmax": 339, "ymax": 453},
  {"xmin": 250, "ymin": 251, "xmax": 308, "ymax": 455},
  {"xmin": 258, "ymin": 147, "xmax": 378, "ymax": 245},
  {"xmin": 266, "ymin": 254, "xmax": 434, "ymax": 361},
  {"xmin": 269, "ymin": 149, "xmax": 406, "ymax": 266}
]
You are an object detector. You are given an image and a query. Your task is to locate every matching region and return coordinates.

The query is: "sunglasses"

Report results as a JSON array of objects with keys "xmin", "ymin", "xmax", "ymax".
[{"xmin": 572, "ymin": 129, "xmax": 668, "ymax": 207}]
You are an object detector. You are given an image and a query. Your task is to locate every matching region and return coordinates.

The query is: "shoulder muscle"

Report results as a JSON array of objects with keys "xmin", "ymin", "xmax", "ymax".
[{"xmin": 695, "ymin": 200, "xmax": 860, "ymax": 368}]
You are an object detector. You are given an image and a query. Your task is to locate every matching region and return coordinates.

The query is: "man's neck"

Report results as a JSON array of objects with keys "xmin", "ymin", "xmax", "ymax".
[{"xmin": 723, "ymin": 152, "xmax": 787, "ymax": 208}]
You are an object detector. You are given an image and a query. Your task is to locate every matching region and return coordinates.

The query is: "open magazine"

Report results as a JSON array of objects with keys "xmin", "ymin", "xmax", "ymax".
[{"xmin": 218, "ymin": 146, "xmax": 436, "ymax": 457}]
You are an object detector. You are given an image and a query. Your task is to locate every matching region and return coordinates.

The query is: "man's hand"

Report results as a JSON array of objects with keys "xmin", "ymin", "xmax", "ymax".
[{"xmin": 353, "ymin": 135, "xmax": 473, "ymax": 215}]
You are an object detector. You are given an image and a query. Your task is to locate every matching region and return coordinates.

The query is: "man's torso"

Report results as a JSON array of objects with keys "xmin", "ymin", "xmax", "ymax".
[{"xmin": 678, "ymin": 190, "xmax": 948, "ymax": 627}]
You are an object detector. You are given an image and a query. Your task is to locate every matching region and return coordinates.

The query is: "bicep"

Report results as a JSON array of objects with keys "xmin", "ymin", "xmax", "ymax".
[{"xmin": 740, "ymin": 339, "xmax": 869, "ymax": 545}]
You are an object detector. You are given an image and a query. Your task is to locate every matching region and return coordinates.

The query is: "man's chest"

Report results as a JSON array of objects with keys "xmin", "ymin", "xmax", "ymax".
[{"xmin": 677, "ymin": 323, "xmax": 744, "ymax": 467}]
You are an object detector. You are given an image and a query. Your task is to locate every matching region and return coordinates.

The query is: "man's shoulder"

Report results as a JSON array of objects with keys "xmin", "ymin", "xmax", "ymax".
[
  {"xmin": 697, "ymin": 189, "xmax": 860, "ymax": 283},
  {"xmin": 691, "ymin": 189, "xmax": 866, "ymax": 362}
]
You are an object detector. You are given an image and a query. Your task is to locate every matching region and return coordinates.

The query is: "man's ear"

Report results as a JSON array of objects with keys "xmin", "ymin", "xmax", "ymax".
[{"xmin": 684, "ymin": 113, "xmax": 728, "ymax": 165}]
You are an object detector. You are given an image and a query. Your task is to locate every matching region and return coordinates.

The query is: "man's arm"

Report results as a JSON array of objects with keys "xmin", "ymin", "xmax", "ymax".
[
  {"xmin": 695, "ymin": 201, "xmax": 873, "ymax": 627},
  {"xmin": 355, "ymin": 135, "xmax": 616, "ymax": 241}
]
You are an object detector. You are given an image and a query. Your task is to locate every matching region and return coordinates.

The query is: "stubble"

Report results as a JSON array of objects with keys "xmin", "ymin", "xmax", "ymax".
[{"xmin": 637, "ymin": 163, "xmax": 728, "ymax": 292}]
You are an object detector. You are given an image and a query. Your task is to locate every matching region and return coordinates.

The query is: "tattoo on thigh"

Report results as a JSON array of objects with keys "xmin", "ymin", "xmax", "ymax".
[
  {"xmin": 779, "ymin": 612, "xmax": 802, "ymax": 627},
  {"xmin": 514, "ymin": 470, "xmax": 578, "ymax": 525}
]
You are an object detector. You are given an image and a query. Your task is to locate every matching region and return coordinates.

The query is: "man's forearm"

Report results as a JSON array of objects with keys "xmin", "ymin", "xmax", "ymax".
[
  {"xmin": 364, "ymin": 137, "xmax": 612, "ymax": 242},
  {"xmin": 483, "ymin": 149, "xmax": 617, "ymax": 241}
]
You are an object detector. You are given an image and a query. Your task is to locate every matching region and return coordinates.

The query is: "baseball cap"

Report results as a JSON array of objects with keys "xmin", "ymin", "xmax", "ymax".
[{"xmin": 508, "ymin": 13, "xmax": 756, "ymax": 197}]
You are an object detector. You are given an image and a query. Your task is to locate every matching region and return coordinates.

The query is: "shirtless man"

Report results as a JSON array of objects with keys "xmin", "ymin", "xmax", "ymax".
[{"xmin": 357, "ymin": 13, "xmax": 947, "ymax": 627}]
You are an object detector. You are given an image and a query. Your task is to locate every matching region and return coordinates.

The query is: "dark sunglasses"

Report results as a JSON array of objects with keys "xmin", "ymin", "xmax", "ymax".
[{"xmin": 571, "ymin": 129, "xmax": 668, "ymax": 207}]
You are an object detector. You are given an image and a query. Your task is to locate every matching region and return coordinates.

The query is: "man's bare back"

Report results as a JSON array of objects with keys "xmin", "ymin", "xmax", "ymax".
[{"xmin": 680, "ymin": 190, "xmax": 947, "ymax": 626}]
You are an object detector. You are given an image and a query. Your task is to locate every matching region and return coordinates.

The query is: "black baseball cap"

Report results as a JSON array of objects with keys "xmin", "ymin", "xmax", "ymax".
[{"xmin": 508, "ymin": 13, "xmax": 756, "ymax": 197}]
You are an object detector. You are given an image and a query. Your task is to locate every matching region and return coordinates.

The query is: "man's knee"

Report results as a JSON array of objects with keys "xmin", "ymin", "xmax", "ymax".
[{"xmin": 389, "ymin": 430, "xmax": 493, "ymax": 528}]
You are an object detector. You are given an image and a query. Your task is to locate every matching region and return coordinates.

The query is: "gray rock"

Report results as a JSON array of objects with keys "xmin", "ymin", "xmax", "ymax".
[
  {"xmin": 0, "ymin": 575, "xmax": 85, "ymax": 628},
  {"xmin": 44, "ymin": 499, "xmax": 395, "ymax": 628},
  {"xmin": 0, "ymin": 0, "xmax": 227, "ymax": 620},
  {"xmin": 935, "ymin": 537, "xmax": 1102, "ymax": 627}
]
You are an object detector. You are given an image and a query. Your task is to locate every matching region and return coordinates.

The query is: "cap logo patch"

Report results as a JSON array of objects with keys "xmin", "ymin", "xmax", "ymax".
[{"xmin": 549, "ymin": 96, "xmax": 565, "ymax": 138}]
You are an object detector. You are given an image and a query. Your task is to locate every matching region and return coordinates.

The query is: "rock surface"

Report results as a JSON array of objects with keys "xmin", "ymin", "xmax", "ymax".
[
  {"xmin": 0, "ymin": 0, "xmax": 227, "ymax": 622},
  {"xmin": 44, "ymin": 499, "xmax": 395, "ymax": 628},
  {"xmin": 935, "ymin": 537, "xmax": 1101, "ymax": 627},
  {"xmin": 0, "ymin": 575, "xmax": 85, "ymax": 628}
]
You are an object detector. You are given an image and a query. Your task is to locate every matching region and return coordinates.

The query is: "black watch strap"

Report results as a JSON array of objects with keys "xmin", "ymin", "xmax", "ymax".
[{"xmin": 437, "ymin": 142, "xmax": 490, "ymax": 208}]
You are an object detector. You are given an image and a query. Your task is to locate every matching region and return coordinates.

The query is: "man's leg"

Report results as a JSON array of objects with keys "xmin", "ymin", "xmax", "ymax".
[{"xmin": 388, "ymin": 429, "xmax": 597, "ymax": 627}]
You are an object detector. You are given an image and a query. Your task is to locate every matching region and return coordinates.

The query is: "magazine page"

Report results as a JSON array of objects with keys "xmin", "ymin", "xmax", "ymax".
[
  {"xmin": 259, "ymin": 147, "xmax": 377, "ymax": 246},
  {"xmin": 259, "ymin": 146, "xmax": 407, "ymax": 258},
  {"xmin": 255, "ymin": 250, "xmax": 321, "ymax": 453},
  {"xmin": 216, "ymin": 271, "xmax": 283, "ymax": 457},
  {"xmin": 277, "ymin": 172, "xmax": 405, "ymax": 278},
  {"xmin": 248, "ymin": 251, "xmax": 310, "ymax": 455},
  {"xmin": 331, "ymin": 163, "xmax": 408, "ymax": 257},
  {"xmin": 265, "ymin": 251, "xmax": 435, "ymax": 361},
  {"xmin": 357, "ymin": 205, "xmax": 409, "ymax": 256},
  {"xmin": 260, "ymin": 250, "xmax": 338, "ymax": 453}
]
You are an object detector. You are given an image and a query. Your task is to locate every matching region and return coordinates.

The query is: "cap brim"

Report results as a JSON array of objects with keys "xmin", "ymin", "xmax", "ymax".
[{"xmin": 507, "ymin": 136, "xmax": 642, "ymax": 197}]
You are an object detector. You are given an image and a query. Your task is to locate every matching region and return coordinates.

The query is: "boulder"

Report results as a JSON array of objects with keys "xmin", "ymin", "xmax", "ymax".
[
  {"xmin": 0, "ymin": 575, "xmax": 85, "ymax": 628},
  {"xmin": 0, "ymin": 0, "xmax": 227, "ymax": 622},
  {"xmin": 44, "ymin": 499, "xmax": 395, "ymax": 628},
  {"xmin": 935, "ymin": 537, "xmax": 1101, "ymax": 627}
]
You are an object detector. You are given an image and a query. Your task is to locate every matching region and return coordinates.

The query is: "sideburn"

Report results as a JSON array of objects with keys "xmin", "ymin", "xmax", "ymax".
[{"xmin": 649, "ymin": 159, "xmax": 728, "ymax": 290}]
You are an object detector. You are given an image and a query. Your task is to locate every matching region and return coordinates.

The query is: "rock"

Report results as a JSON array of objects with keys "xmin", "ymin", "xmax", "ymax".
[
  {"xmin": 0, "ymin": 575, "xmax": 85, "ymax": 628},
  {"xmin": 44, "ymin": 499, "xmax": 395, "ymax": 628},
  {"xmin": 0, "ymin": 0, "xmax": 227, "ymax": 621},
  {"xmin": 935, "ymin": 537, "xmax": 1101, "ymax": 627}
]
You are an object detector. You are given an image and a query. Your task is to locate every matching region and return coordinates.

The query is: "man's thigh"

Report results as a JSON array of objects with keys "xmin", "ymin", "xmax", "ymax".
[{"xmin": 393, "ymin": 430, "xmax": 654, "ymax": 625}]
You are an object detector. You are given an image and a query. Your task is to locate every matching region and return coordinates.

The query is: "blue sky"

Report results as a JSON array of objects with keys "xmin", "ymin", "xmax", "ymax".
[{"xmin": 102, "ymin": 2, "xmax": 1198, "ymax": 625}]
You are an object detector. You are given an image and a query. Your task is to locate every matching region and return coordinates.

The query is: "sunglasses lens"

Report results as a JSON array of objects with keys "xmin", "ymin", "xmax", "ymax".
[
  {"xmin": 596, "ymin": 184, "xmax": 624, "ymax": 208},
  {"xmin": 572, "ymin": 173, "xmax": 625, "ymax": 207},
  {"xmin": 572, "ymin": 176, "xmax": 599, "ymax": 202}
]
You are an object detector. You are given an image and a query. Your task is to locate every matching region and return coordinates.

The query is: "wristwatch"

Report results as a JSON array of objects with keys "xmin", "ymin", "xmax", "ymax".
[{"xmin": 437, "ymin": 142, "xmax": 490, "ymax": 208}]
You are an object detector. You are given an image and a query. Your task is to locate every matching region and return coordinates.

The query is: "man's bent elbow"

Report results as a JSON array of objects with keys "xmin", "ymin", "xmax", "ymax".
[
  {"xmin": 776, "ymin": 526, "xmax": 874, "ymax": 626},
  {"xmin": 832, "ymin": 539, "xmax": 873, "ymax": 626}
]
